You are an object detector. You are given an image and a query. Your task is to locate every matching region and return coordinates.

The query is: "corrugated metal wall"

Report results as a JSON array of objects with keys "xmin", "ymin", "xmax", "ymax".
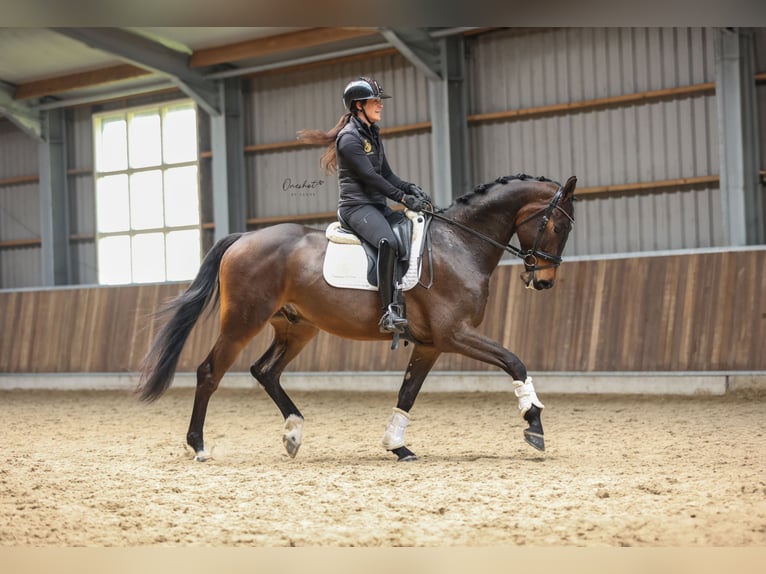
[
  {"xmin": 246, "ymin": 52, "xmax": 432, "ymax": 219},
  {"xmin": 0, "ymin": 120, "xmax": 40, "ymax": 288},
  {"xmin": 0, "ymin": 93, "xmax": 186, "ymax": 288},
  {"xmin": 1, "ymin": 28, "xmax": 765, "ymax": 289},
  {"xmin": 467, "ymin": 28, "xmax": 724, "ymax": 256},
  {"xmin": 68, "ymin": 107, "xmax": 97, "ymax": 284}
]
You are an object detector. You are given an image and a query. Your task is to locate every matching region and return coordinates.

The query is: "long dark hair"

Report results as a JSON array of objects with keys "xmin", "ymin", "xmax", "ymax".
[{"xmin": 296, "ymin": 111, "xmax": 353, "ymax": 175}]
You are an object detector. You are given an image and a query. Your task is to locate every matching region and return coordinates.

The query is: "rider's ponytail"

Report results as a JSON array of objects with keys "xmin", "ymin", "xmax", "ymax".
[{"xmin": 296, "ymin": 112, "xmax": 353, "ymax": 175}]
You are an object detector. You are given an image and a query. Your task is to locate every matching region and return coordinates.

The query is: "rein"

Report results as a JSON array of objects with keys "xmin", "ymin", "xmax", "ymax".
[{"xmin": 423, "ymin": 186, "xmax": 574, "ymax": 273}]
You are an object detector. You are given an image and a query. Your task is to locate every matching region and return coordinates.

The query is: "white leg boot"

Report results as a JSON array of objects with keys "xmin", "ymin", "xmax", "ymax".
[
  {"xmin": 513, "ymin": 376, "xmax": 545, "ymax": 417},
  {"xmin": 381, "ymin": 407, "xmax": 410, "ymax": 450}
]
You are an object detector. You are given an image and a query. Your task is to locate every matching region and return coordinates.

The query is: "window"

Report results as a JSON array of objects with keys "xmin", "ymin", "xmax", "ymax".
[{"xmin": 93, "ymin": 101, "xmax": 201, "ymax": 285}]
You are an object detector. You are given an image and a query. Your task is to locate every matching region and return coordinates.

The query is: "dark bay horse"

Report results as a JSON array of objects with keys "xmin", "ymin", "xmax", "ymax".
[{"xmin": 137, "ymin": 173, "xmax": 577, "ymax": 461}]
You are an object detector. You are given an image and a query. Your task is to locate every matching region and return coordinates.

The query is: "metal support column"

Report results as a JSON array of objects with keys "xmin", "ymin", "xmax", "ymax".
[
  {"xmin": 210, "ymin": 77, "xmax": 247, "ymax": 240},
  {"xmin": 429, "ymin": 35, "xmax": 470, "ymax": 206},
  {"xmin": 715, "ymin": 27, "xmax": 763, "ymax": 245},
  {"xmin": 38, "ymin": 108, "xmax": 71, "ymax": 285}
]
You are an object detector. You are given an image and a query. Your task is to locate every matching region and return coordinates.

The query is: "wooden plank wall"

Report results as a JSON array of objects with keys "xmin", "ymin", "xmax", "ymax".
[{"xmin": 1, "ymin": 250, "xmax": 764, "ymax": 374}]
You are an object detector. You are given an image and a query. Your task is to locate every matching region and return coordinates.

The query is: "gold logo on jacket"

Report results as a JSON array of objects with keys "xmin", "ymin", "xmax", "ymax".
[{"xmin": 363, "ymin": 139, "xmax": 372, "ymax": 153}]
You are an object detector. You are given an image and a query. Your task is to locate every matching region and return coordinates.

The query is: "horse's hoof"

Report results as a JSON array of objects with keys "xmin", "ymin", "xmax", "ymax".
[
  {"xmin": 522, "ymin": 404, "xmax": 545, "ymax": 451},
  {"xmin": 523, "ymin": 429, "xmax": 545, "ymax": 452},
  {"xmin": 194, "ymin": 450, "xmax": 212, "ymax": 462},
  {"xmin": 282, "ymin": 414, "xmax": 304, "ymax": 459},
  {"xmin": 392, "ymin": 446, "xmax": 418, "ymax": 462},
  {"xmin": 283, "ymin": 435, "xmax": 301, "ymax": 459}
]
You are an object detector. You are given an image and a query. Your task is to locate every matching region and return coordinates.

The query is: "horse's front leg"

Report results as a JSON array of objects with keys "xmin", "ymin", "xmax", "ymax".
[
  {"xmin": 442, "ymin": 325, "xmax": 546, "ymax": 452},
  {"xmin": 382, "ymin": 344, "xmax": 441, "ymax": 461}
]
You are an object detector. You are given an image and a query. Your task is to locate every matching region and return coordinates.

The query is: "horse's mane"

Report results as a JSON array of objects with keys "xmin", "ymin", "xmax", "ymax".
[{"xmin": 452, "ymin": 173, "xmax": 561, "ymax": 208}]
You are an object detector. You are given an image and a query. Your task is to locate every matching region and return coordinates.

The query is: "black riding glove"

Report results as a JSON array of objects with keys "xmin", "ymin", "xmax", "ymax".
[
  {"xmin": 405, "ymin": 183, "xmax": 433, "ymax": 204},
  {"xmin": 401, "ymin": 193, "xmax": 427, "ymax": 212}
]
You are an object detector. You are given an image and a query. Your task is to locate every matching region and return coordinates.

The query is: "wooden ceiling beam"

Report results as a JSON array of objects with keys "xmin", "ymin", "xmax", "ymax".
[
  {"xmin": 244, "ymin": 47, "xmax": 399, "ymax": 78},
  {"xmin": 15, "ymin": 64, "xmax": 152, "ymax": 100},
  {"xmin": 190, "ymin": 27, "xmax": 379, "ymax": 68}
]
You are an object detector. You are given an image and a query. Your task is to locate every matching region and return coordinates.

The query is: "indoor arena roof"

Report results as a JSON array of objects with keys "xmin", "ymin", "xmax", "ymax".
[{"xmin": 0, "ymin": 27, "xmax": 486, "ymax": 139}]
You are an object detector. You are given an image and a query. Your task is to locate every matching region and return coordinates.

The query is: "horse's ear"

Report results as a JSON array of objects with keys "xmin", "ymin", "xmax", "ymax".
[{"xmin": 562, "ymin": 175, "xmax": 577, "ymax": 200}]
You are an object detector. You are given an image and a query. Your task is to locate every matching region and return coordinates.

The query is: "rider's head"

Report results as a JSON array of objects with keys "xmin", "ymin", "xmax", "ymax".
[{"xmin": 342, "ymin": 76, "xmax": 391, "ymax": 118}]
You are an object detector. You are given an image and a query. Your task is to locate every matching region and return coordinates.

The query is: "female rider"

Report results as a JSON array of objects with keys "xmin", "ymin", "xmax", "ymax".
[{"xmin": 298, "ymin": 76, "xmax": 430, "ymax": 334}]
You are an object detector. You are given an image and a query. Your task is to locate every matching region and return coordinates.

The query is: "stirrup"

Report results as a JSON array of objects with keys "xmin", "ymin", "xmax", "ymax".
[{"xmin": 379, "ymin": 305, "xmax": 408, "ymax": 334}]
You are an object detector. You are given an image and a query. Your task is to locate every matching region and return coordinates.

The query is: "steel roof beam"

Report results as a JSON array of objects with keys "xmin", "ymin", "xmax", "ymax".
[
  {"xmin": 378, "ymin": 28, "xmax": 442, "ymax": 81},
  {"xmin": 0, "ymin": 81, "xmax": 42, "ymax": 141},
  {"xmin": 50, "ymin": 27, "xmax": 220, "ymax": 116}
]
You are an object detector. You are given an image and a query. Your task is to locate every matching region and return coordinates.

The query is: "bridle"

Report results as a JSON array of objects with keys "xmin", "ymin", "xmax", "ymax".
[
  {"xmin": 424, "ymin": 186, "xmax": 574, "ymax": 279},
  {"xmin": 507, "ymin": 186, "xmax": 574, "ymax": 275}
]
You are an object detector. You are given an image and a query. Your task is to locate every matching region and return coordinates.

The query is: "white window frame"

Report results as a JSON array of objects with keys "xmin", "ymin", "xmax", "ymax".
[{"xmin": 92, "ymin": 99, "xmax": 201, "ymax": 285}]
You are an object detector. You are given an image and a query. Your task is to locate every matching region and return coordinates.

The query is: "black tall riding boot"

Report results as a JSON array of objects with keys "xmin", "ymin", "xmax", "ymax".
[{"xmin": 377, "ymin": 239, "xmax": 408, "ymax": 334}]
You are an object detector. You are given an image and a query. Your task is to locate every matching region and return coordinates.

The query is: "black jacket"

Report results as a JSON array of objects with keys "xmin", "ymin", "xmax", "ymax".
[{"xmin": 336, "ymin": 115, "xmax": 408, "ymax": 209}]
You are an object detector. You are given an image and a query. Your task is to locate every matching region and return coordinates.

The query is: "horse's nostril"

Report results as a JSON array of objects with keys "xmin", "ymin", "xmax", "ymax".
[{"xmin": 536, "ymin": 280, "xmax": 553, "ymax": 290}]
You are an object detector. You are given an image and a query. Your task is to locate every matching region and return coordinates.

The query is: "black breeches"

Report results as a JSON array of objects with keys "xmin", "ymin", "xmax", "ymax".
[{"xmin": 338, "ymin": 204, "xmax": 400, "ymax": 255}]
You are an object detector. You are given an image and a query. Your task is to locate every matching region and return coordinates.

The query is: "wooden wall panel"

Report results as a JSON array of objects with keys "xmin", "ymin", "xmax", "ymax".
[{"xmin": 1, "ymin": 250, "xmax": 764, "ymax": 375}]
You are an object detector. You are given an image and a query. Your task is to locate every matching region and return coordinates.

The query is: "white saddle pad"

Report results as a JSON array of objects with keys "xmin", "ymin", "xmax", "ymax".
[{"xmin": 322, "ymin": 209, "xmax": 426, "ymax": 291}]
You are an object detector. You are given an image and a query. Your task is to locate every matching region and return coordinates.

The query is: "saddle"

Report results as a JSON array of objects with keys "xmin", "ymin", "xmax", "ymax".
[{"xmin": 323, "ymin": 209, "xmax": 427, "ymax": 291}]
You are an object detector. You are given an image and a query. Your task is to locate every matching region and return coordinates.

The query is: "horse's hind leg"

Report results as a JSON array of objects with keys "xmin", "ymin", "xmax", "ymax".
[
  {"xmin": 250, "ymin": 313, "xmax": 318, "ymax": 458},
  {"xmin": 382, "ymin": 344, "xmax": 441, "ymax": 462},
  {"xmin": 187, "ymin": 333, "xmax": 253, "ymax": 461}
]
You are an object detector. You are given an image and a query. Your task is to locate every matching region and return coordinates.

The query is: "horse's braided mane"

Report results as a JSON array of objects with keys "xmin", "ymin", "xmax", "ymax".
[{"xmin": 451, "ymin": 173, "xmax": 561, "ymax": 208}]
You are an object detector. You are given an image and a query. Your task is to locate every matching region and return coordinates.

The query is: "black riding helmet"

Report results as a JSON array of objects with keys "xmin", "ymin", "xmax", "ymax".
[{"xmin": 342, "ymin": 76, "xmax": 392, "ymax": 111}]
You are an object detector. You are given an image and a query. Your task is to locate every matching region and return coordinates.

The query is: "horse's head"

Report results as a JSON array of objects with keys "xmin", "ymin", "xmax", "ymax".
[{"xmin": 513, "ymin": 175, "xmax": 576, "ymax": 290}]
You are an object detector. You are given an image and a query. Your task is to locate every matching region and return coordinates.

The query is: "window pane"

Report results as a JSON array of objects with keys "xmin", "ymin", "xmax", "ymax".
[
  {"xmin": 163, "ymin": 106, "xmax": 197, "ymax": 164},
  {"xmin": 164, "ymin": 166, "xmax": 200, "ymax": 227},
  {"xmin": 96, "ymin": 118, "xmax": 128, "ymax": 172},
  {"xmin": 97, "ymin": 235, "xmax": 131, "ymax": 284},
  {"xmin": 166, "ymin": 229, "xmax": 200, "ymax": 281},
  {"xmin": 96, "ymin": 174, "xmax": 130, "ymax": 233},
  {"xmin": 130, "ymin": 170, "xmax": 164, "ymax": 230},
  {"xmin": 129, "ymin": 112, "xmax": 161, "ymax": 168},
  {"xmin": 131, "ymin": 233, "xmax": 166, "ymax": 283}
]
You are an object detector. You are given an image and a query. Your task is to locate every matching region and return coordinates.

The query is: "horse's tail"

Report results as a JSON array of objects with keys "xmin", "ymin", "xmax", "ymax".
[{"xmin": 137, "ymin": 232, "xmax": 244, "ymax": 402}]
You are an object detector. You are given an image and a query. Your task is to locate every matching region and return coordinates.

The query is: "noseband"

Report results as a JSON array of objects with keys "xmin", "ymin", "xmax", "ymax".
[{"xmin": 425, "ymin": 186, "xmax": 574, "ymax": 277}]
